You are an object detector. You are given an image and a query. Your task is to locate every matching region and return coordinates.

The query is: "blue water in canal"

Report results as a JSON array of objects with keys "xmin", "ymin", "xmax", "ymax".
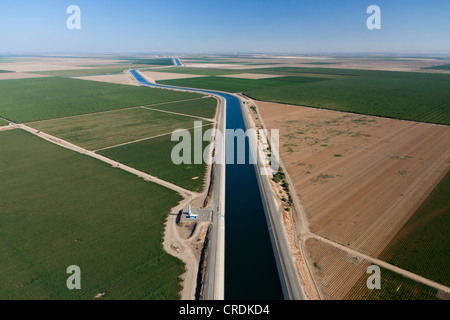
[{"xmin": 130, "ymin": 69, "xmax": 283, "ymax": 300}]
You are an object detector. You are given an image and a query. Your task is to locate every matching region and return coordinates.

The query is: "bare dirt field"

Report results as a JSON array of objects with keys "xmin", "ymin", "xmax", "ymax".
[
  {"xmin": 258, "ymin": 101, "xmax": 450, "ymax": 257},
  {"xmin": 0, "ymin": 61, "xmax": 90, "ymax": 72},
  {"xmin": 255, "ymin": 100, "xmax": 450, "ymax": 300},
  {"xmin": 0, "ymin": 72, "xmax": 50, "ymax": 80},
  {"xmin": 73, "ymin": 73, "xmax": 139, "ymax": 86},
  {"xmin": 0, "ymin": 57, "xmax": 125, "ymax": 72},
  {"xmin": 305, "ymin": 237, "xmax": 370, "ymax": 299}
]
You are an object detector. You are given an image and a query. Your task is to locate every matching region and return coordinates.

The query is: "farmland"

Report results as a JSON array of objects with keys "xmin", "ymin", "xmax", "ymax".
[
  {"xmin": 29, "ymin": 107, "xmax": 209, "ymax": 151},
  {"xmin": 345, "ymin": 267, "xmax": 439, "ymax": 300},
  {"xmin": 155, "ymin": 67, "xmax": 241, "ymax": 76},
  {"xmin": 378, "ymin": 170, "xmax": 450, "ymax": 287},
  {"xmin": 0, "ymin": 129, "xmax": 184, "ymax": 299},
  {"xmin": 159, "ymin": 75, "xmax": 328, "ymax": 93},
  {"xmin": 123, "ymin": 58, "xmax": 174, "ymax": 66},
  {"xmin": 32, "ymin": 67, "xmax": 133, "ymax": 77},
  {"xmin": 160, "ymin": 66, "xmax": 450, "ymax": 125},
  {"xmin": 255, "ymin": 101, "xmax": 450, "ymax": 299},
  {"xmin": 257, "ymin": 101, "xmax": 450, "ymax": 256},
  {"xmin": 0, "ymin": 77, "xmax": 202, "ymax": 123},
  {"xmin": 147, "ymin": 97, "xmax": 217, "ymax": 119},
  {"xmin": 0, "ymin": 118, "xmax": 9, "ymax": 126},
  {"xmin": 99, "ymin": 125, "xmax": 213, "ymax": 192},
  {"xmin": 245, "ymin": 75, "xmax": 450, "ymax": 125},
  {"xmin": 424, "ymin": 64, "xmax": 450, "ymax": 70}
]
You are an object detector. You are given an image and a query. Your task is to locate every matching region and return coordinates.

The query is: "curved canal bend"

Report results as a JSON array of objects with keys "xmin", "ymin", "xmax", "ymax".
[{"xmin": 129, "ymin": 70, "xmax": 284, "ymax": 300}]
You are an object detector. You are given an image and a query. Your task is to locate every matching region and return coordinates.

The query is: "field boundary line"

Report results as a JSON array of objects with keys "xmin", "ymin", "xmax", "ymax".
[
  {"xmin": 306, "ymin": 234, "xmax": 450, "ymax": 294},
  {"xmin": 140, "ymin": 106, "xmax": 215, "ymax": 122},
  {"xmin": 18, "ymin": 124, "xmax": 198, "ymax": 198},
  {"xmin": 25, "ymin": 98, "xmax": 208, "ymax": 125},
  {"xmin": 26, "ymin": 106, "xmax": 141, "ymax": 124},
  {"xmin": 140, "ymin": 97, "xmax": 207, "ymax": 108},
  {"xmin": 94, "ymin": 123, "xmax": 213, "ymax": 152}
]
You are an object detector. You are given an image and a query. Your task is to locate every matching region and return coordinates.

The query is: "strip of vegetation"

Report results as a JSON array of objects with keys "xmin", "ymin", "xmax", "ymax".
[
  {"xmin": 32, "ymin": 67, "xmax": 132, "ymax": 77},
  {"xmin": 272, "ymin": 168, "xmax": 293, "ymax": 210}
]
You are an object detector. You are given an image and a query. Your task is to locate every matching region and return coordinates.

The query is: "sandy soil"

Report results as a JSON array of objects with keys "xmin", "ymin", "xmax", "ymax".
[
  {"xmin": 0, "ymin": 57, "xmax": 125, "ymax": 72},
  {"xmin": 257, "ymin": 101, "xmax": 450, "ymax": 297},
  {"xmin": 0, "ymin": 62, "xmax": 90, "ymax": 72},
  {"xmin": 73, "ymin": 73, "xmax": 139, "ymax": 86},
  {"xmin": 219, "ymin": 73, "xmax": 285, "ymax": 79},
  {"xmin": 0, "ymin": 72, "xmax": 50, "ymax": 80}
]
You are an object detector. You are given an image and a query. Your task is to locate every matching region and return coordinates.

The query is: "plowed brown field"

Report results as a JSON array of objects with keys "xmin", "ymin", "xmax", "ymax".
[{"xmin": 257, "ymin": 101, "xmax": 450, "ymax": 297}]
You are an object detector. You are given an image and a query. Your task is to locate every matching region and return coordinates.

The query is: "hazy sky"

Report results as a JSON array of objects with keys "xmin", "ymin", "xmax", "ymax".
[{"xmin": 1, "ymin": 0, "xmax": 449, "ymax": 54}]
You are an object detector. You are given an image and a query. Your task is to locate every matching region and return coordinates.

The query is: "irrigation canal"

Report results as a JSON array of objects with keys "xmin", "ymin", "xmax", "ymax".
[{"xmin": 129, "ymin": 69, "xmax": 284, "ymax": 300}]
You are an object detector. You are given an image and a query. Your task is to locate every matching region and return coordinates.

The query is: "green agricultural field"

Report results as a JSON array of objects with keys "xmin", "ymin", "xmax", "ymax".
[
  {"xmin": 99, "ymin": 125, "xmax": 213, "ymax": 192},
  {"xmin": 378, "ymin": 170, "xmax": 450, "ymax": 287},
  {"xmin": 159, "ymin": 75, "xmax": 328, "ymax": 93},
  {"xmin": 0, "ymin": 118, "xmax": 9, "ymax": 126},
  {"xmin": 242, "ymin": 69, "xmax": 450, "ymax": 125},
  {"xmin": 0, "ymin": 77, "xmax": 202, "ymax": 123},
  {"xmin": 33, "ymin": 67, "xmax": 132, "ymax": 77},
  {"xmin": 29, "ymin": 107, "xmax": 211, "ymax": 151},
  {"xmin": 0, "ymin": 129, "xmax": 184, "ymax": 300},
  {"xmin": 121, "ymin": 58, "xmax": 174, "ymax": 66},
  {"xmin": 302, "ymin": 62, "xmax": 340, "ymax": 65},
  {"xmin": 149, "ymin": 97, "xmax": 217, "ymax": 119},
  {"xmin": 244, "ymin": 66, "xmax": 362, "ymax": 77},
  {"xmin": 345, "ymin": 267, "xmax": 439, "ymax": 300},
  {"xmin": 424, "ymin": 64, "xmax": 450, "ymax": 70},
  {"xmin": 155, "ymin": 67, "xmax": 240, "ymax": 76},
  {"xmin": 180, "ymin": 58, "xmax": 276, "ymax": 66},
  {"xmin": 245, "ymin": 66, "xmax": 450, "ymax": 80},
  {"xmin": 161, "ymin": 66, "xmax": 450, "ymax": 124}
]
